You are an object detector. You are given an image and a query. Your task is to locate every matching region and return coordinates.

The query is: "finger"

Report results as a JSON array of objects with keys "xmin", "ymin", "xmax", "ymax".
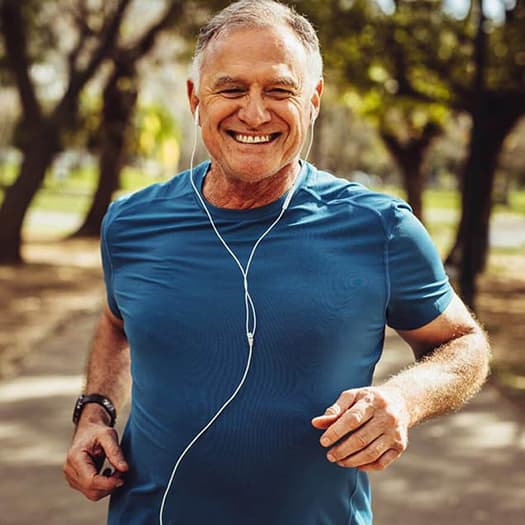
[
  {"xmin": 64, "ymin": 460, "xmax": 82, "ymax": 490},
  {"xmin": 77, "ymin": 458, "xmax": 125, "ymax": 493},
  {"xmin": 73, "ymin": 449, "xmax": 99, "ymax": 483},
  {"xmin": 311, "ymin": 413, "xmax": 339, "ymax": 429},
  {"xmin": 320, "ymin": 397, "xmax": 374, "ymax": 447},
  {"xmin": 90, "ymin": 472, "xmax": 125, "ymax": 491},
  {"xmin": 358, "ymin": 448, "xmax": 402, "ymax": 472},
  {"xmin": 98, "ymin": 430, "xmax": 129, "ymax": 472},
  {"xmin": 312, "ymin": 389, "xmax": 360, "ymax": 430},
  {"xmin": 64, "ymin": 455, "xmax": 124, "ymax": 499},
  {"xmin": 336, "ymin": 435, "xmax": 400, "ymax": 469},
  {"xmin": 81, "ymin": 481, "xmax": 122, "ymax": 502},
  {"xmin": 326, "ymin": 389, "xmax": 360, "ymax": 415},
  {"xmin": 325, "ymin": 421, "xmax": 383, "ymax": 462}
]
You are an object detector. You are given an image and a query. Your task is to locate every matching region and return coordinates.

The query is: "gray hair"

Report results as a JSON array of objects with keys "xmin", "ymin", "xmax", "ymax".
[{"xmin": 191, "ymin": 0, "xmax": 323, "ymax": 93}]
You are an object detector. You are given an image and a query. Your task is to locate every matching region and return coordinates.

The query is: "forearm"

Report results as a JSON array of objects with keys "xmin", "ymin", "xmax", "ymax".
[
  {"xmin": 65, "ymin": 306, "xmax": 130, "ymax": 499},
  {"xmin": 381, "ymin": 329, "xmax": 490, "ymax": 428},
  {"xmin": 81, "ymin": 306, "xmax": 131, "ymax": 424}
]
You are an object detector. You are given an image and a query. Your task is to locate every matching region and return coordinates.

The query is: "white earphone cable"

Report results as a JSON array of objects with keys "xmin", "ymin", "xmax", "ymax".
[{"xmin": 159, "ymin": 106, "xmax": 315, "ymax": 524}]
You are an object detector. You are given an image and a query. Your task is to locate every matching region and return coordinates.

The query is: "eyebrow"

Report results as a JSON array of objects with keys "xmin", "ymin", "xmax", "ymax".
[
  {"xmin": 211, "ymin": 75, "xmax": 300, "ymax": 90},
  {"xmin": 211, "ymin": 76, "xmax": 241, "ymax": 89}
]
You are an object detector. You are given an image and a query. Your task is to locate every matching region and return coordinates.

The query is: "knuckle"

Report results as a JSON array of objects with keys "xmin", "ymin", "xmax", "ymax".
[
  {"xmin": 329, "ymin": 427, "xmax": 343, "ymax": 442},
  {"xmin": 354, "ymin": 432, "xmax": 368, "ymax": 449},
  {"xmin": 101, "ymin": 427, "xmax": 117, "ymax": 439},
  {"xmin": 329, "ymin": 426, "xmax": 343, "ymax": 442},
  {"xmin": 370, "ymin": 443, "xmax": 384, "ymax": 460},
  {"xmin": 343, "ymin": 410, "xmax": 361, "ymax": 428},
  {"xmin": 341, "ymin": 389, "xmax": 356, "ymax": 403},
  {"xmin": 383, "ymin": 409, "xmax": 396, "ymax": 424},
  {"xmin": 361, "ymin": 392, "xmax": 375, "ymax": 405}
]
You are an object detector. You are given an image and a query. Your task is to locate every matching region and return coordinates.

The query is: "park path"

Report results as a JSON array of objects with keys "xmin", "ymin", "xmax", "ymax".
[{"xmin": 1, "ymin": 311, "xmax": 524, "ymax": 524}]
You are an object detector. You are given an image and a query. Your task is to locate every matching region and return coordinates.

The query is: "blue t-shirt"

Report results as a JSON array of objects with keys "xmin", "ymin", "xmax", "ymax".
[{"xmin": 102, "ymin": 161, "xmax": 453, "ymax": 525}]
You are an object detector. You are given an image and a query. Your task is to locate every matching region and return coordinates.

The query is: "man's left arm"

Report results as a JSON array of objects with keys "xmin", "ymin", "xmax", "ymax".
[{"xmin": 312, "ymin": 293, "xmax": 490, "ymax": 471}]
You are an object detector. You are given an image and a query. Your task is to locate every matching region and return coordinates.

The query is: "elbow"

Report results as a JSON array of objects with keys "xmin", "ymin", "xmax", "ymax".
[{"xmin": 463, "ymin": 328, "xmax": 492, "ymax": 396}]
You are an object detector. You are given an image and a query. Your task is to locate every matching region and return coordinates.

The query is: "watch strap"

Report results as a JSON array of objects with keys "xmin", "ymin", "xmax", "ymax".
[{"xmin": 72, "ymin": 393, "xmax": 117, "ymax": 427}]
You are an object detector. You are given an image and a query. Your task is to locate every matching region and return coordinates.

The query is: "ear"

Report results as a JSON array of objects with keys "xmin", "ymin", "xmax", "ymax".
[
  {"xmin": 310, "ymin": 77, "xmax": 324, "ymax": 121},
  {"xmin": 187, "ymin": 79, "xmax": 199, "ymax": 118}
]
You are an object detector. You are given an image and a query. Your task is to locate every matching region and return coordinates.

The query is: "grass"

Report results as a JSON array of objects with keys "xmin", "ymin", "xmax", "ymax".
[
  {"xmin": 2, "ymin": 163, "xmax": 524, "ymax": 406},
  {"xmin": 1, "ymin": 163, "xmax": 524, "ymax": 245},
  {"xmin": 0, "ymin": 164, "xmax": 168, "ymax": 216}
]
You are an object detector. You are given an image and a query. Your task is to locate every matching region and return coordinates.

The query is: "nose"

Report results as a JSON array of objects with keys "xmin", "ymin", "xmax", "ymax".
[{"xmin": 237, "ymin": 93, "xmax": 271, "ymax": 128}]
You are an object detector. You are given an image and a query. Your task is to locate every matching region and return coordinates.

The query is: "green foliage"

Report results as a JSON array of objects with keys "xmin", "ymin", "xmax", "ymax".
[
  {"xmin": 132, "ymin": 102, "xmax": 180, "ymax": 171},
  {"xmin": 485, "ymin": 2, "xmax": 525, "ymax": 90}
]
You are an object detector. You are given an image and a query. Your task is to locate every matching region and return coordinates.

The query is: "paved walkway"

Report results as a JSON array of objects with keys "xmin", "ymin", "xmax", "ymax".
[{"xmin": 1, "ymin": 313, "xmax": 524, "ymax": 524}]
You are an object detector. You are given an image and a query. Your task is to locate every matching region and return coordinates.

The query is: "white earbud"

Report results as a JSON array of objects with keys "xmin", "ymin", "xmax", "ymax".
[{"xmin": 194, "ymin": 105, "xmax": 199, "ymax": 126}]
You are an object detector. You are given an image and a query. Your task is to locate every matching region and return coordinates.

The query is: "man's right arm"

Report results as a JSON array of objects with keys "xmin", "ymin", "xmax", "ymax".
[{"xmin": 63, "ymin": 304, "xmax": 131, "ymax": 501}]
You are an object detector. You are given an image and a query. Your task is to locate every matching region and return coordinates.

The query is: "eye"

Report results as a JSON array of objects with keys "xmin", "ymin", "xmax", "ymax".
[
  {"xmin": 267, "ymin": 88, "xmax": 294, "ymax": 99},
  {"xmin": 220, "ymin": 88, "xmax": 246, "ymax": 98}
]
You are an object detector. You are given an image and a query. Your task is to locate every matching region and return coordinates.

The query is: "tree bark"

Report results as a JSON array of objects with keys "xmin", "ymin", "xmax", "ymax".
[
  {"xmin": 444, "ymin": 0, "xmax": 525, "ymax": 309},
  {"xmin": 0, "ymin": 124, "xmax": 58, "ymax": 262},
  {"xmin": 0, "ymin": 0, "xmax": 131, "ymax": 263},
  {"xmin": 73, "ymin": 67, "xmax": 137, "ymax": 237},
  {"xmin": 380, "ymin": 123, "xmax": 440, "ymax": 222},
  {"xmin": 73, "ymin": 1, "xmax": 184, "ymax": 237},
  {"xmin": 446, "ymin": 93, "xmax": 524, "ymax": 307}
]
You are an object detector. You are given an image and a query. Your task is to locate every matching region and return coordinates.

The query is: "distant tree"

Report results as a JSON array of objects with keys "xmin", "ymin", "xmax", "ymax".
[
  {"xmin": 74, "ymin": 1, "xmax": 184, "ymax": 237},
  {"xmin": 304, "ymin": 0, "xmax": 525, "ymax": 308},
  {"xmin": 0, "ymin": 0, "xmax": 132, "ymax": 263},
  {"xmin": 446, "ymin": 0, "xmax": 525, "ymax": 307},
  {"xmin": 299, "ymin": 0, "xmax": 453, "ymax": 222}
]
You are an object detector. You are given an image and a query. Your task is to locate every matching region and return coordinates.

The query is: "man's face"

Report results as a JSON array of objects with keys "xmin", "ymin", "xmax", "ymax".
[{"xmin": 188, "ymin": 24, "xmax": 322, "ymax": 185}]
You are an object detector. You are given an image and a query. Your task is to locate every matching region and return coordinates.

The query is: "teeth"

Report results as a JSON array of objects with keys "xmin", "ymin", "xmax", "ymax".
[{"xmin": 234, "ymin": 134, "xmax": 272, "ymax": 144}]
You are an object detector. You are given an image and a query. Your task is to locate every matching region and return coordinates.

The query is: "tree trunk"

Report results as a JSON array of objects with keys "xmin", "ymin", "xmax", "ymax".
[
  {"xmin": 73, "ymin": 69, "xmax": 137, "ymax": 237},
  {"xmin": 0, "ymin": 124, "xmax": 58, "ymax": 263},
  {"xmin": 400, "ymin": 156, "xmax": 424, "ymax": 222},
  {"xmin": 73, "ymin": 1, "xmax": 181, "ymax": 237},
  {"xmin": 446, "ymin": 95, "xmax": 523, "ymax": 308},
  {"xmin": 381, "ymin": 123, "xmax": 440, "ymax": 223}
]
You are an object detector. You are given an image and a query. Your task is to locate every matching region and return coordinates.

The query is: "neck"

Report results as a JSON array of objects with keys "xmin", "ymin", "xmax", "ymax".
[{"xmin": 202, "ymin": 162, "xmax": 301, "ymax": 210}]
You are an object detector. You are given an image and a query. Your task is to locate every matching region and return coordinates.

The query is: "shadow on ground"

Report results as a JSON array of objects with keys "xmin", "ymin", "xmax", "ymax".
[
  {"xmin": 1, "ymin": 319, "xmax": 524, "ymax": 524},
  {"xmin": 371, "ymin": 334, "xmax": 525, "ymax": 525}
]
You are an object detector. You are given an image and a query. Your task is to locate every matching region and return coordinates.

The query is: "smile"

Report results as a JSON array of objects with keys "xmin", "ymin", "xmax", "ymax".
[{"xmin": 229, "ymin": 132, "xmax": 280, "ymax": 144}]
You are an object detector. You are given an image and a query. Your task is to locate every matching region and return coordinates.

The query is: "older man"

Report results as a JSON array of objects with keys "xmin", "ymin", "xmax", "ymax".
[{"xmin": 64, "ymin": 1, "xmax": 490, "ymax": 524}]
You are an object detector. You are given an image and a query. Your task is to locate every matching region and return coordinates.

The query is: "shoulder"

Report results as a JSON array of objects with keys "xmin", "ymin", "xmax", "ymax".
[
  {"xmin": 102, "ymin": 165, "xmax": 199, "ymax": 234},
  {"xmin": 108, "ymin": 169, "xmax": 191, "ymax": 219},
  {"xmin": 303, "ymin": 163, "xmax": 412, "ymax": 233}
]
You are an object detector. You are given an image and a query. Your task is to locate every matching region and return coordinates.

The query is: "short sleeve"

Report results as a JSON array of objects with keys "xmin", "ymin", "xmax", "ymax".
[
  {"xmin": 100, "ymin": 203, "xmax": 123, "ymax": 319},
  {"xmin": 386, "ymin": 202, "xmax": 453, "ymax": 330}
]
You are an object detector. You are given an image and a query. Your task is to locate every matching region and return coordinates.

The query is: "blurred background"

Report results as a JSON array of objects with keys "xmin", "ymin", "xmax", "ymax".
[{"xmin": 0, "ymin": 0, "xmax": 524, "ymax": 523}]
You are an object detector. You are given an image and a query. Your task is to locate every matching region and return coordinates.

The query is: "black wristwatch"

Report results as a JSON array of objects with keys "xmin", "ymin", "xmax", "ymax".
[{"xmin": 72, "ymin": 393, "xmax": 117, "ymax": 427}]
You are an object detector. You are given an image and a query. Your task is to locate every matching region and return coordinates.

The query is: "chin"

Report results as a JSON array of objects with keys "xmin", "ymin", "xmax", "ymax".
[{"xmin": 228, "ymin": 162, "xmax": 282, "ymax": 183}]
